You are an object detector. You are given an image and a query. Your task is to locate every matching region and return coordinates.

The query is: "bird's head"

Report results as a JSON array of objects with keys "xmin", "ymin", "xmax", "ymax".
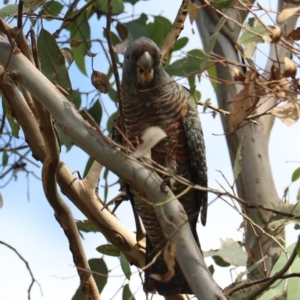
[{"xmin": 122, "ymin": 37, "xmax": 162, "ymax": 86}]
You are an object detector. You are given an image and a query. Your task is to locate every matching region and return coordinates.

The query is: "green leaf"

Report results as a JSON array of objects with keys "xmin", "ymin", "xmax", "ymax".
[
  {"xmin": 199, "ymin": 16, "xmax": 226, "ymax": 81},
  {"xmin": 209, "ymin": 254, "xmax": 230, "ymax": 267},
  {"xmin": 238, "ymin": 18, "xmax": 275, "ymax": 47},
  {"xmin": 165, "ymin": 49, "xmax": 205, "ymax": 77},
  {"xmin": 269, "ymin": 202, "xmax": 300, "ymax": 228},
  {"xmin": 204, "ymin": 238, "xmax": 247, "ymax": 267},
  {"xmin": 2, "ymin": 150, "xmax": 8, "ymax": 167},
  {"xmin": 6, "ymin": 114, "xmax": 20, "ymax": 138},
  {"xmin": 288, "ymin": 245, "xmax": 300, "ymax": 300},
  {"xmin": 0, "ymin": 2, "xmax": 42, "ymax": 19},
  {"xmin": 188, "ymin": 86, "xmax": 201, "ymax": 109},
  {"xmin": 103, "ymin": 167, "xmax": 110, "ymax": 202},
  {"xmin": 122, "ymin": 283, "xmax": 135, "ymax": 300},
  {"xmin": 233, "ymin": 134, "xmax": 244, "ymax": 181},
  {"xmin": 295, "ymin": 223, "xmax": 300, "ymax": 230},
  {"xmin": 108, "ymin": 89, "xmax": 118, "ymax": 103},
  {"xmin": 236, "ymin": 255, "xmax": 267, "ymax": 281},
  {"xmin": 230, "ymin": 279, "xmax": 259, "ymax": 299},
  {"xmin": 2, "ymin": 98, "xmax": 20, "ymax": 138},
  {"xmin": 107, "ymin": 112, "xmax": 116, "ymax": 134},
  {"xmin": 103, "ymin": 29, "xmax": 121, "ymax": 45},
  {"xmin": 208, "ymin": 264, "xmax": 215, "ymax": 275},
  {"xmin": 72, "ymin": 258, "xmax": 108, "ymax": 299},
  {"xmin": 23, "ymin": 0, "xmax": 45, "ymax": 10},
  {"xmin": 173, "ymin": 37, "xmax": 189, "ymax": 52},
  {"xmin": 87, "ymin": 100, "xmax": 102, "ymax": 125},
  {"xmin": 42, "ymin": 1, "xmax": 63, "ymax": 17},
  {"xmin": 96, "ymin": 244, "xmax": 121, "ymax": 257},
  {"xmin": 211, "ymin": 0, "xmax": 235, "ymax": 9},
  {"xmin": 124, "ymin": 14, "xmax": 148, "ymax": 41},
  {"xmin": 145, "ymin": 16, "xmax": 172, "ymax": 47},
  {"xmin": 257, "ymin": 209, "xmax": 268, "ymax": 225},
  {"xmin": 83, "ymin": 156, "xmax": 94, "ymax": 178},
  {"xmin": 120, "ymin": 252, "xmax": 131, "ymax": 280},
  {"xmin": 76, "ymin": 219, "xmax": 98, "ymax": 233},
  {"xmin": 0, "ymin": 4, "xmax": 18, "ymax": 18},
  {"xmin": 68, "ymin": 90, "xmax": 81, "ymax": 108},
  {"xmin": 93, "ymin": 0, "xmax": 124, "ymax": 15},
  {"xmin": 68, "ymin": 10, "xmax": 90, "ymax": 75},
  {"xmin": 257, "ymin": 244, "xmax": 298, "ymax": 299},
  {"xmin": 292, "ymin": 167, "xmax": 300, "ymax": 182},
  {"xmin": 37, "ymin": 29, "xmax": 72, "ymax": 93},
  {"xmin": 297, "ymin": 187, "xmax": 300, "ymax": 202},
  {"xmin": 123, "ymin": 0, "xmax": 139, "ymax": 5}
]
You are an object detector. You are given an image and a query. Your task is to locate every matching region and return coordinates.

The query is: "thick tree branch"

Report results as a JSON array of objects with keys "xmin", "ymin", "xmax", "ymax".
[
  {"xmin": 0, "ymin": 66, "xmax": 145, "ymax": 268},
  {"xmin": 195, "ymin": 0, "xmax": 299, "ymax": 281},
  {"xmin": 0, "ymin": 34, "xmax": 226, "ymax": 300},
  {"xmin": 160, "ymin": 0, "xmax": 189, "ymax": 65},
  {"xmin": 0, "ymin": 67, "xmax": 100, "ymax": 300}
]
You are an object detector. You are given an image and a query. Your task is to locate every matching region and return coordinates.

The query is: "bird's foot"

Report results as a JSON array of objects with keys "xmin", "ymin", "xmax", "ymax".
[
  {"xmin": 101, "ymin": 191, "xmax": 129, "ymax": 213},
  {"xmin": 160, "ymin": 176, "xmax": 176, "ymax": 193}
]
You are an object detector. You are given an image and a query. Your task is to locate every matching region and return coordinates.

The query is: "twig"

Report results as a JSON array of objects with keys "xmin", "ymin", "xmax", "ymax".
[
  {"xmin": 39, "ymin": 93, "xmax": 100, "ymax": 299},
  {"xmin": 0, "ymin": 240, "xmax": 43, "ymax": 300},
  {"xmin": 52, "ymin": 0, "xmax": 97, "ymax": 37},
  {"xmin": 106, "ymin": 0, "xmax": 124, "ymax": 133},
  {"xmin": 198, "ymin": 100, "xmax": 259, "ymax": 124},
  {"xmin": 243, "ymin": 236, "xmax": 300, "ymax": 300},
  {"xmin": 160, "ymin": 0, "xmax": 190, "ymax": 65},
  {"xmin": 17, "ymin": 0, "xmax": 23, "ymax": 29},
  {"xmin": 227, "ymin": 272, "xmax": 300, "ymax": 296}
]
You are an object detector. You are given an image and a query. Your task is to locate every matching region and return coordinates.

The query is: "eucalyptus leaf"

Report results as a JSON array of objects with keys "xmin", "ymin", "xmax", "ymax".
[
  {"xmin": 204, "ymin": 238, "xmax": 247, "ymax": 267},
  {"xmin": 96, "ymin": 244, "xmax": 121, "ymax": 257},
  {"xmin": 72, "ymin": 258, "xmax": 108, "ymax": 299},
  {"xmin": 38, "ymin": 29, "xmax": 72, "ymax": 93},
  {"xmin": 120, "ymin": 252, "xmax": 131, "ymax": 280},
  {"xmin": 76, "ymin": 219, "xmax": 98, "ymax": 233}
]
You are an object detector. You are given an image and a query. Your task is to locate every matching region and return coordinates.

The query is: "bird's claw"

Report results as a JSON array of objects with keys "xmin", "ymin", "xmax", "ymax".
[
  {"xmin": 101, "ymin": 191, "xmax": 129, "ymax": 213},
  {"xmin": 160, "ymin": 177, "xmax": 176, "ymax": 193}
]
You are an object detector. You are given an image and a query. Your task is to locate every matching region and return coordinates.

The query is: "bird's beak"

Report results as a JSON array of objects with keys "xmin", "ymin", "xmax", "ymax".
[{"xmin": 137, "ymin": 51, "xmax": 154, "ymax": 85}]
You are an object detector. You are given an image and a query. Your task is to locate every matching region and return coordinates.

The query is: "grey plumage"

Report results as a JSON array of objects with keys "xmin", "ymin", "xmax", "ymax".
[{"xmin": 112, "ymin": 37, "xmax": 207, "ymax": 296}]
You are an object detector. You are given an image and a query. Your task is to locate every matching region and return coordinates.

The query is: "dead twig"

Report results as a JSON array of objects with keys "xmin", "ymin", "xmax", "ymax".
[
  {"xmin": 0, "ymin": 240, "xmax": 43, "ymax": 300},
  {"xmin": 160, "ymin": 0, "xmax": 190, "ymax": 65}
]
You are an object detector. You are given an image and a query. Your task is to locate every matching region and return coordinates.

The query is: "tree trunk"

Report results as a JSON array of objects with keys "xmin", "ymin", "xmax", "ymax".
[{"xmin": 195, "ymin": 0, "xmax": 297, "ymax": 279}]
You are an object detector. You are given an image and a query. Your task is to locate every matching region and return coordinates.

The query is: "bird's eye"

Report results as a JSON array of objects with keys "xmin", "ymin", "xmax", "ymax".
[{"xmin": 126, "ymin": 55, "xmax": 129, "ymax": 60}]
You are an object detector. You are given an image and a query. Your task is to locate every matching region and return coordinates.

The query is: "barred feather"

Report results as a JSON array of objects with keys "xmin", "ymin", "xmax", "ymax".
[{"xmin": 113, "ymin": 37, "xmax": 207, "ymax": 296}]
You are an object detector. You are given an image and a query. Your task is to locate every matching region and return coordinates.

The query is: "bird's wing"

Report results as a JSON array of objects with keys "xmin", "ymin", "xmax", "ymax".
[{"xmin": 182, "ymin": 104, "xmax": 208, "ymax": 226}]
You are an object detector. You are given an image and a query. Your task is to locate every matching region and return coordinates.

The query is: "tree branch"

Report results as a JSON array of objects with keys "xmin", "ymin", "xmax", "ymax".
[
  {"xmin": 0, "ymin": 65, "xmax": 145, "ymax": 268},
  {"xmin": 0, "ymin": 34, "xmax": 226, "ymax": 300},
  {"xmin": 0, "ymin": 240, "xmax": 43, "ymax": 300},
  {"xmin": 244, "ymin": 236, "xmax": 300, "ymax": 300},
  {"xmin": 160, "ymin": 0, "xmax": 189, "ymax": 65}
]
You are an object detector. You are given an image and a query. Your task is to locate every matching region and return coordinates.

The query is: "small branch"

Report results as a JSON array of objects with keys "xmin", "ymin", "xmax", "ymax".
[
  {"xmin": 52, "ymin": 0, "xmax": 97, "ymax": 38},
  {"xmin": 106, "ymin": 0, "xmax": 124, "ymax": 133},
  {"xmin": 38, "ymin": 84, "xmax": 100, "ymax": 299},
  {"xmin": 243, "ymin": 236, "xmax": 300, "ymax": 300},
  {"xmin": 227, "ymin": 272, "xmax": 300, "ymax": 296},
  {"xmin": 198, "ymin": 100, "xmax": 259, "ymax": 125},
  {"xmin": 0, "ymin": 240, "xmax": 43, "ymax": 300},
  {"xmin": 160, "ymin": 0, "xmax": 189, "ymax": 65}
]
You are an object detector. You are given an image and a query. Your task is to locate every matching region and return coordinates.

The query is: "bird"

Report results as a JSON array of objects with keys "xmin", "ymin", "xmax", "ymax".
[{"xmin": 112, "ymin": 37, "xmax": 207, "ymax": 296}]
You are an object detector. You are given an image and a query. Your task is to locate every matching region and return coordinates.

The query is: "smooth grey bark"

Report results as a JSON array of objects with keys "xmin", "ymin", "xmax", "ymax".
[
  {"xmin": 195, "ymin": 1, "xmax": 297, "ymax": 279},
  {"xmin": 0, "ymin": 35, "xmax": 226, "ymax": 300}
]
